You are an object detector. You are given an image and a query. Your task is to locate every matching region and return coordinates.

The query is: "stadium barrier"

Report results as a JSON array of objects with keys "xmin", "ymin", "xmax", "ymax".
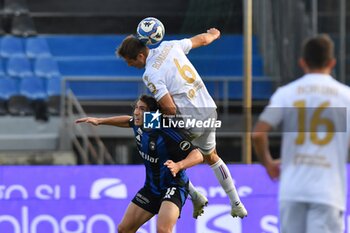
[{"xmin": 0, "ymin": 164, "xmax": 349, "ymax": 233}]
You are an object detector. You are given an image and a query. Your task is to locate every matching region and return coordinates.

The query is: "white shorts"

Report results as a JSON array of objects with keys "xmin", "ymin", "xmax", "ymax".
[
  {"xmin": 189, "ymin": 111, "xmax": 217, "ymax": 155},
  {"xmin": 279, "ymin": 201, "xmax": 345, "ymax": 233}
]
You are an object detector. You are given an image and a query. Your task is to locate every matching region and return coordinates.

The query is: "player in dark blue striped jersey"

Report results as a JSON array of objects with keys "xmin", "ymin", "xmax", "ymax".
[{"xmin": 76, "ymin": 95, "xmax": 203, "ymax": 233}]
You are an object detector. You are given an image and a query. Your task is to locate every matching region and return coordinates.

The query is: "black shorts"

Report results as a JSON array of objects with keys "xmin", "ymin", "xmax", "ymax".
[{"xmin": 132, "ymin": 185, "xmax": 188, "ymax": 217}]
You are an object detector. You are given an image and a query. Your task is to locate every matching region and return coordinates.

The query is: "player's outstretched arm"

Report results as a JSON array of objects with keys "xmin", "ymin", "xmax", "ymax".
[
  {"xmin": 164, "ymin": 149, "xmax": 203, "ymax": 177},
  {"xmin": 75, "ymin": 116, "xmax": 132, "ymax": 128},
  {"xmin": 190, "ymin": 28, "xmax": 221, "ymax": 49}
]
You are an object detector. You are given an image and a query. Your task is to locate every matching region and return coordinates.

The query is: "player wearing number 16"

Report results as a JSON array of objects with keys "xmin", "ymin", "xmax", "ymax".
[
  {"xmin": 117, "ymin": 27, "xmax": 247, "ymax": 218},
  {"xmin": 252, "ymin": 34, "xmax": 350, "ymax": 233}
]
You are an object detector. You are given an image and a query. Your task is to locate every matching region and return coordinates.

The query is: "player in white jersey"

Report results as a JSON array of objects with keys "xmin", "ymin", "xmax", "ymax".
[
  {"xmin": 117, "ymin": 28, "xmax": 247, "ymax": 219},
  {"xmin": 252, "ymin": 34, "xmax": 349, "ymax": 233}
]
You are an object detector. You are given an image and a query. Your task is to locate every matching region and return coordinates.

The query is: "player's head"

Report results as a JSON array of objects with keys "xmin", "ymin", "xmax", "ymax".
[
  {"xmin": 133, "ymin": 95, "xmax": 159, "ymax": 126},
  {"xmin": 116, "ymin": 35, "xmax": 148, "ymax": 69},
  {"xmin": 300, "ymin": 34, "xmax": 336, "ymax": 72}
]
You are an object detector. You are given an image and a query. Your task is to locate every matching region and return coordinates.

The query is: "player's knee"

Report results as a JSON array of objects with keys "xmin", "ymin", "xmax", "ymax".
[
  {"xmin": 117, "ymin": 223, "xmax": 130, "ymax": 233},
  {"xmin": 203, "ymin": 149, "xmax": 220, "ymax": 165}
]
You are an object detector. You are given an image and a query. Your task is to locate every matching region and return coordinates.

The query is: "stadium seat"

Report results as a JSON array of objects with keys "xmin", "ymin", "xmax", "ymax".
[
  {"xmin": 0, "ymin": 78, "xmax": 19, "ymax": 115},
  {"xmin": 19, "ymin": 76, "xmax": 47, "ymax": 100},
  {"xmin": 0, "ymin": 36, "xmax": 26, "ymax": 58},
  {"xmin": 26, "ymin": 37, "xmax": 51, "ymax": 58},
  {"xmin": 43, "ymin": 35, "xmax": 122, "ymax": 57},
  {"xmin": 0, "ymin": 59, "xmax": 7, "ymax": 78},
  {"xmin": 66, "ymin": 80, "xmax": 142, "ymax": 100},
  {"xmin": 57, "ymin": 59, "xmax": 142, "ymax": 76},
  {"xmin": 46, "ymin": 75, "xmax": 62, "ymax": 115},
  {"xmin": 7, "ymin": 56, "xmax": 33, "ymax": 78},
  {"xmin": 34, "ymin": 57, "xmax": 60, "ymax": 78},
  {"xmin": 13, "ymin": 76, "xmax": 49, "ymax": 119}
]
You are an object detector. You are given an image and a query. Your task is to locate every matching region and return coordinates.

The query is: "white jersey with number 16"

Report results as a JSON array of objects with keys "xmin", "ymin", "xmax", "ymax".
[{"xmin": 259, "ymin": 73, "xmax": 350, "ymax": 211}]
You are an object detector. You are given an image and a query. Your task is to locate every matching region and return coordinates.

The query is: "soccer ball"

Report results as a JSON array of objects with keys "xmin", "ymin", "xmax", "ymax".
[{"xmin": 136, "ymin": 17, "xmax": 165, "ymax": 45}]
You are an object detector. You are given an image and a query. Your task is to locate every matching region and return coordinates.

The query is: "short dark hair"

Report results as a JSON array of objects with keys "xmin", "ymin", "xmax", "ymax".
[
  {"xmin": 117, "ymin": 35, "xmax": 148, "ymax": 60},
  {"xmin": 137, "ymin": 95, "xmax": 159, "ymax": 112},
  {"xmin": 302, "ymin": 34, "xmax": 334, "ymax": 69}
]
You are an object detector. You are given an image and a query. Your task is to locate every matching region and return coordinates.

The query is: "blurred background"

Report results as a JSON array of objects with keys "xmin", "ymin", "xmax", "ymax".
[
  {"xmin": 0, "ymin": 0, "xmax": 348, "ymax": 165},
  {"xmin": 0, "ymin": 0, "xmax": 349, "ymax": 233}
]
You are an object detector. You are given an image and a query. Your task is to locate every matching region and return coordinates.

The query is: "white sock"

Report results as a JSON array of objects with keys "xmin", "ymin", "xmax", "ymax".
[
  {"xmin": 188, "ymin": 180, "xmax": 197, "ymax": 199},
  {"xmin": 211, "ymin": 159, "xmax": 241, "ymax": 205}
]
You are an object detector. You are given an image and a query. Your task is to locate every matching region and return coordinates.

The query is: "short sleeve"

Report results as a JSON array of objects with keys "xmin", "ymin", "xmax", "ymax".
[
  {"xmin": 128, "ymin": 117, "xmax": 135, "ymax": 127},
  {"xmin": 259, "ymin": 87, "xmax": 284, "ymax": 127},
  {"xmin": 176, "ymin": 39, "xmax": 192, "ymax": 55},
  {"xmin": 143, "ymin": 74, "xmax": 169, "ymax": 101}
]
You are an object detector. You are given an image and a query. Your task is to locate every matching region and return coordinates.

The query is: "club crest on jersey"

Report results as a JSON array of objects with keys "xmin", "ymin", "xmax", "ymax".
[
  {"xmin": 147, "ymin": 82, "xmax": 157, "ymax": 95},
  {"xmin": 149, "ymin": 141, "xmax": 156, "ymax": 151},
  {"xmin": 180, "ymin": 141, "xmax": 191, "ymax": 151}
]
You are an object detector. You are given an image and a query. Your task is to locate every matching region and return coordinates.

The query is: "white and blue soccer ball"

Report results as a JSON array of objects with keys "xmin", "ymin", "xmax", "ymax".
[{"xmin": 136, "ymin": 17, "xmax": 165, "ymax": 45}]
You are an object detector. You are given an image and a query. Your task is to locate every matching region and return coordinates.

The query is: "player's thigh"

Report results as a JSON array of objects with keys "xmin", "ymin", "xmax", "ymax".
[
  {"xmin": 118, "ymin": 202, "xmax": 154, "ymax": 233},
  {"xmin": 157, "ymin": 201, "xmax": 180, "ymax": 233},
  {"xmin": 306, "ymin": 203, "xmax": 345, "ymax": 233},
  {"xmin": 191, "ymin": 128, "xmax": 216, "ymax": 155},
  {"xmin": 190, "ymin": 111, "xmax": 217, "ymax": 155},
  {"xmin": 279, "ymin": 201, "xmax": 308, "ymax": 233}
]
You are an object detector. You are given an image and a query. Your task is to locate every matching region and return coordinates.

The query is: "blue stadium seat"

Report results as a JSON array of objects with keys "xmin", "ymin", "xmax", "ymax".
[
  {"xmin": 0, "ymin": 36, "xmax": 26, "ymax": 58},
  {"xmin": 26, "ymin": 37, "xmax": 51, "ymax": 58},
  {"xmin": 190, "ymin": 57, "xmax": 264, "ymax": 76},
  {"xmin": 57, "ymin": 59, "xmax": 143, "ymax": 76},
  {"xmin": 0, "ymin": 77, "xmax": 17, "ymax": 114},
  {"xmin": 66, "ymin": 80, "xmax": 143, "ymax": 100},
  {"xmin": 46, "ymin": 75, "xmax": 62, "ymax": 115},
  {"xmin": 0, "ymin": 58, "xmax": 7, "ymax": 77},
  {"xmin": 19, "ymin": 76, "xmax": 47, "ymax": 100},
  {"xmin": 43, "ymin": 35, "xmax": 123, "ymax": 57},
  {"xmin": 204, "ymin": 79, "xmax": 274, "ymax": 100},
  {"xmin": 40, "ymin": 35, "xmax": 274, "ymax": 101},
  {"xmin": 47, "ymin": 75, "xmax": 61, "ymax": 96},
  {"xmin": 0, "ymin": 77, "xmax": 18, "ymax": 100},
  {"xmin": 7, "ymin": 56, "xmax": 33, "ymax": 78},
  {"xmin": 34, "ymin": 57, "xmax": 60, "ymax": 78}
]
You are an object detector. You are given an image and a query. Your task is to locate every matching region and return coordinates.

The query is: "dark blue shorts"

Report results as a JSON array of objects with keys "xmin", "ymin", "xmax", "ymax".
[{"xmin": 132, "ymin": 185, "xmax": 188, "ymax": 217}]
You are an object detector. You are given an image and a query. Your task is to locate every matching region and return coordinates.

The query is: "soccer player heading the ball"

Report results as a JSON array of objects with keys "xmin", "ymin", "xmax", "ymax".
[{"xmin": 116, "ymin": 20, "xmax": 248, "ymax": 219}]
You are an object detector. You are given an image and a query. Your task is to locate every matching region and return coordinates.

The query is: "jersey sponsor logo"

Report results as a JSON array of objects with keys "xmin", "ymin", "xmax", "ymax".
[
  {"xmin": 90, "ymin": 178, "xmax": 127, "ymax": 199},
  {"xmin": 196, "ymin": 205, "xmax": 242, "ymax": 233},
  {"xmin": 179, "ymin": 140, "xmax": 191, "ymax": 151},
  {"xmin": 144, "ymin": 110, "xmax": 161, "ymax": 129},
  {"xmin": 138, "ymin": 150, "xmax": 159, "ymax": 163}
]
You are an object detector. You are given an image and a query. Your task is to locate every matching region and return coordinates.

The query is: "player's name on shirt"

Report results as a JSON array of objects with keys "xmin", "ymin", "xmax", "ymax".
[
  {"xmin": 152, "ymin": 44, "xmax": 173, "ymax": 70},
  {"xmin": 297, "ymin": 85, "xmax": 338, "ymax": 96}
]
